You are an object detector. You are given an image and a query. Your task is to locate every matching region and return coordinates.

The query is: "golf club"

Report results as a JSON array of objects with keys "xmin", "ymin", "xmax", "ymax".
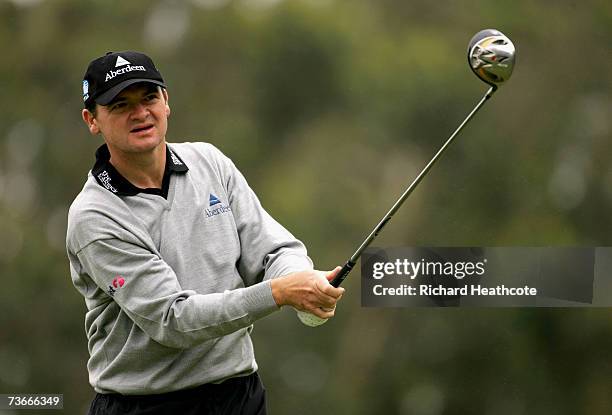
[{"xmin": 298, "ymin": 29, "xmax": 516, "ymax": 326}]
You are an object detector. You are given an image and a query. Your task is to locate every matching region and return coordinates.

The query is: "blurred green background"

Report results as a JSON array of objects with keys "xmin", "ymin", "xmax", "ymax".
[{"xmin": 1, "ymin": 0, "xmax": 611, "ymax": 414}]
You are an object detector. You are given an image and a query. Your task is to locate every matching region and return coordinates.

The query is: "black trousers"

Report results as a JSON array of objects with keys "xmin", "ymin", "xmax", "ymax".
[{"xmin": 88, "ymin": 372, "xmax": 267, "ymax": 415}]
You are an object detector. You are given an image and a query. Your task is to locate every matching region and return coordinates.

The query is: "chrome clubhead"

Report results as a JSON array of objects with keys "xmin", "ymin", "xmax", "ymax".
[{"xmin": 468, "ymin": 29, "xmax": 515, "ymax": 87}]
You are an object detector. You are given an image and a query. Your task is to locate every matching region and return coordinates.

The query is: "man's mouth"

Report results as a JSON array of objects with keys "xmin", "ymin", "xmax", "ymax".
[{"xmin": 130, "ymin": 124, "xmax": 154, "ymax": 133}]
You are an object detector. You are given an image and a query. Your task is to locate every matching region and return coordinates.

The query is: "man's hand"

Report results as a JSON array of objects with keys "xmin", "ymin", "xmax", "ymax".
[{"xmin": 271, "ymin": 267, "xmax": 345, "ymax": 319}]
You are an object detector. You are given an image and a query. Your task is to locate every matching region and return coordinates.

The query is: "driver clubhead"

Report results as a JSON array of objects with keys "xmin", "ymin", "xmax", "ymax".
[{"xmin": 468, "ymin": 29, "xmax": 516, "ymax": 87}]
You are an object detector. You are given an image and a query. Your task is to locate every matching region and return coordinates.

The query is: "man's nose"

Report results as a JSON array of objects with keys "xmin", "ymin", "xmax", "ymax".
[{"xmin": 130, "ymin": 103, "xmax": 148, "ymax": 119}]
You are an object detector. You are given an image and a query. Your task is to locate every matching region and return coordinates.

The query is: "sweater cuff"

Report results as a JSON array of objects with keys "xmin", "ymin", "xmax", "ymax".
[{"xmin": 242, "ymin": 280, "xmax": 280, "ymax": 319}]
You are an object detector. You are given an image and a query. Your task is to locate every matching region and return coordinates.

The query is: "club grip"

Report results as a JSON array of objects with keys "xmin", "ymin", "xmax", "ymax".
[{"xmin": 330, "ymin": 261, "xmax": 356, "ymax": 287}]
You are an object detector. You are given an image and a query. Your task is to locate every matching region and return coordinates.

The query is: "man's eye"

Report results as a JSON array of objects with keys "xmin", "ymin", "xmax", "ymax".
[
  {"xmin": 111, "ymin": 102, "xmax": 127, "ymax": 111},
  {"xmin": 145, "ymin": 94, "xmax": 159, "ymax": 102}
]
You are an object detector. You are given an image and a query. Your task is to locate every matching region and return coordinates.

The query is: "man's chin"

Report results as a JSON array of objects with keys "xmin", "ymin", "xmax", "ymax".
[{"xmin": 122, "ymin": 136, "xmax": 165, "ymax": 154}]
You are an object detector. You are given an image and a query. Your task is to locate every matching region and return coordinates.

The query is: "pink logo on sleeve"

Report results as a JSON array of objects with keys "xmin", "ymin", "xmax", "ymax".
[
  {"xmin": 108, "ymin": 276, "xmax": 126, "ymax": 297},
  {"xmin": 112, "ymin": 276, "xmax": 125, "ymax": 288}
]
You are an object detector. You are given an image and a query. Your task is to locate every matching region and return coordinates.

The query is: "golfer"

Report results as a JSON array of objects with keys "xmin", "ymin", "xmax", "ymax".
[{"xmin": 66, "ymin": 51, "xmax": 344, "ymax": 415}]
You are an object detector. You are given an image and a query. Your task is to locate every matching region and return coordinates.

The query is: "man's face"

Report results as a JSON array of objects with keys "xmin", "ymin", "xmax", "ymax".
[{"xmin": 82, "ymin": 83, "xmax": 170, "ymax": 155}]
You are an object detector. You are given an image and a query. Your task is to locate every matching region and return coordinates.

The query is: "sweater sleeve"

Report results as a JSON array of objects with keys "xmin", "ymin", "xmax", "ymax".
[
  {"xmin": 75, "ymin": 238, "xmax": 279, "ymax": 349},
  {"xmin": 209, "ymin": 145, "xmax": 314, "ymax": 285}
]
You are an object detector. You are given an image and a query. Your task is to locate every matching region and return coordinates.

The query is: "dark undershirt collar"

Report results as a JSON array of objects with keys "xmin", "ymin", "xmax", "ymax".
[{"xmin": 91, "ymin": 143, "xmax": 188, "ymax": 198}]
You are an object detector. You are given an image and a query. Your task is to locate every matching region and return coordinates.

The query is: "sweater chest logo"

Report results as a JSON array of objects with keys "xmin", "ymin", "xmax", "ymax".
[{"xmin": 205, "ymin": 193, "xmax": 231, "ymax": 218}]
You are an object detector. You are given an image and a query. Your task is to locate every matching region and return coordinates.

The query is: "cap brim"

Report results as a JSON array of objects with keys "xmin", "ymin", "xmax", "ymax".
[{"xmin": 95, "ymin": 79, "xmax": 166, "ymax": 105}]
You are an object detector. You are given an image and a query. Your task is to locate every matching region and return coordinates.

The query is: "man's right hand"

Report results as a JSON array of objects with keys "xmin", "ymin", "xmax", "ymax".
[{"xmin": 270, "ymin": 267, "xmax": 345, "ymax": 319}]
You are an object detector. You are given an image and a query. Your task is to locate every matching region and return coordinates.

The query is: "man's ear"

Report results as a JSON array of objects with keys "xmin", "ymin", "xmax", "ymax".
[
  {"xmin": 162, "ymin": 88, "xmax": 171, "ymax": 117},
  {"xmin": 82, "ymin": 109, "xmax": 100, "ymax": 135}
]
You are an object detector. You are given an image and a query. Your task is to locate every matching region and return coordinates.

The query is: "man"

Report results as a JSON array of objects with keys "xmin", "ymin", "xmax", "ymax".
[{"xmin": 67, "ymin": 51, "xmax": 344, "ymax": 415}]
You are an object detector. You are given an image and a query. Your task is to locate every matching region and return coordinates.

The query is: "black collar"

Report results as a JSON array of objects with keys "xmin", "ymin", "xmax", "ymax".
[{"xmin": 91, "ymin": 143, "xmax": 188, "ymax": 198}]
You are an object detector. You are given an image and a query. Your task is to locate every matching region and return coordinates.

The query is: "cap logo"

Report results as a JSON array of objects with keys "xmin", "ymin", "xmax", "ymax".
[
  {"xmin": 104, "ymin": 63, "xmax": 146, "ymax": 82},
  {"xmin": 115, "ymin": 56, "xmax": 131, "ymax": 67},
  {"xmin": 82, "ymin": 80, "xmax": 89, "ymax": 102},
  {"xmin": 83, "ymin": 51, "xmax": 165, "ymax": 104}
]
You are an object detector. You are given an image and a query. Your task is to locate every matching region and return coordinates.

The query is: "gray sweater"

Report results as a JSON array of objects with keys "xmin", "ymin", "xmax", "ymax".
[{"xmin": 66, "ymin": 141, "xmax": 313, "ymax": 394}]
